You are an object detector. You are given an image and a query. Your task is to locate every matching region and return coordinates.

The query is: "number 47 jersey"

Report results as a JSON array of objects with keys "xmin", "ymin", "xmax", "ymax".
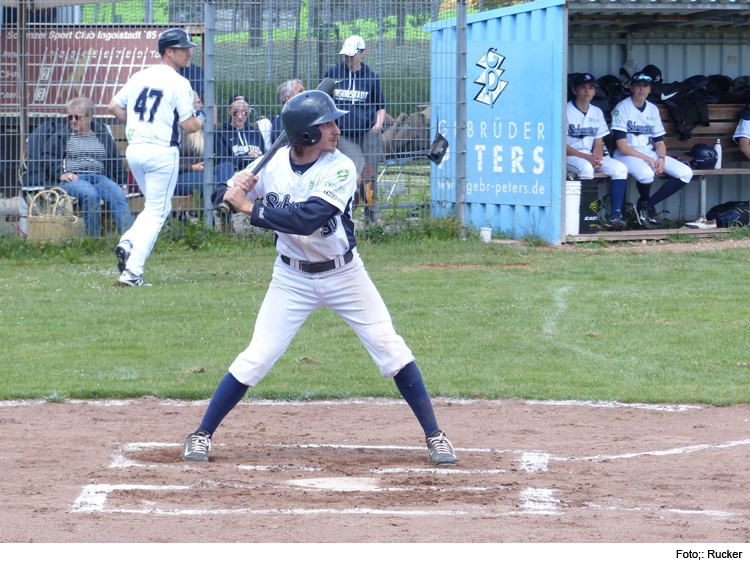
[{"xmin": 113, "ymin": 65, "xmax": 195, "ymax": 147}]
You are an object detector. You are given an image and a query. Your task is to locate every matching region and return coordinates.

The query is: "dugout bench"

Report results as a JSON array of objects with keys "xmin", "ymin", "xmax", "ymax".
[{"xmin": 568, "ymin": 103, "xmax": 750, "ymax": 226}]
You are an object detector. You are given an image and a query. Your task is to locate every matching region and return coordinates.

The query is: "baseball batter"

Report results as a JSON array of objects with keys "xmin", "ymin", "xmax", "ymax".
[
  {"xmin": 566, "ymin": 73, "xmax": 628, "ymax": 231},
  {"xmin": 611, "ymin": 70, "xmax": 693, "ymax": 229},
  {"xmin": 733, "ymin": 104, "xmax": 750, "ymax": 161},
  {"xmin": 108, "ymin": 29, "xmax": 205, "ymax": 286},
  {"xmin": 181, "ymin": 90, "xmax": 457, "ymax": 466}
]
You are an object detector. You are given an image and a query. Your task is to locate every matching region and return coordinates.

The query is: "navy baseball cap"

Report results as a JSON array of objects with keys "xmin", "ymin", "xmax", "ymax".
[
  {"xmin": 631, "ymin": 71, "xmax": 654, "ymax": 84},
  {"xmin": 572, "ymin": 73, "xmax": 598, "ymax": 88}
]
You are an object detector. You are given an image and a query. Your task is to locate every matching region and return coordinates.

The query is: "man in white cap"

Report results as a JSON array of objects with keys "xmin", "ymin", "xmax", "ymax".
[{"xmin": 324, "ymin": 35, "xmax": 385, "ymax": 223}]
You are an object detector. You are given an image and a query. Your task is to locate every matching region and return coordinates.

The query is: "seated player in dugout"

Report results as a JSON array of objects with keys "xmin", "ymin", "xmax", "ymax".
[
  {"xmin": 181, "ymin": 90, "xmax": 457, "ymax": 467},
  {"xmin": 611, "ymin": 70, "xmax": 693, "ymax": 229},
  {"xmin": 734, "ymin": 103, "xmax": 750, "ymax": 161},
  {"xmin": 565, "ymin": 73, "xmax": 629, "ymax": 231}
]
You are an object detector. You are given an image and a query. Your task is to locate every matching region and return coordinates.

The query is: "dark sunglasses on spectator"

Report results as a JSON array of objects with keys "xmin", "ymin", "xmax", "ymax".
[
  {"xmin": 68, "ymin": 114, "xmax": 85, "ymax": 121},
  {"xmin": 232, "ymin": 95, "xmax": 246, "ymax": 102},
  {"xmin": 632, "ymin": 74, "xmax": 652, "ymax": 83}
]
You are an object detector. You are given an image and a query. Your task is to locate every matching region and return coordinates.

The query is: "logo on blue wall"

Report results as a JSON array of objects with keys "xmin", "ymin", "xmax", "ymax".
[{"xmin": 473, "ymin": 48, "xmax": 508, "ymax": 107}]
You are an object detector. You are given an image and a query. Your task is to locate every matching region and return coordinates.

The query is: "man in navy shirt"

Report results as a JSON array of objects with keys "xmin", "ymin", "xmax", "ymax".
[{"xmin": 324, "ymin": 35, "xmax": 385, "ymax": 223}]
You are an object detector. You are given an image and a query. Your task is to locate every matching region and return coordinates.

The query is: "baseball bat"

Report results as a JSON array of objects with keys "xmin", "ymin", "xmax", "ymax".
[{"xmin": 217, "ymin": 77, "xmax": 337, "ymax": 214}]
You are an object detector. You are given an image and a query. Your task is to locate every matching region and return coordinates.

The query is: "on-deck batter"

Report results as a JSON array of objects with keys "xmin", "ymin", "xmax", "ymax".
[
  {"xmin": 108, "ymin": 28, "xmax": 205, "ymax": 286},
  {"xmin": 181, "ymin": 90, "xmax": 457, "ymax": 466}
]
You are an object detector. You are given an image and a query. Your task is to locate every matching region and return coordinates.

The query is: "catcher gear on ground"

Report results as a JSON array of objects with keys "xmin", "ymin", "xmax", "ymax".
[
  {"xmin": 685, "ymin": 143, "xmax": 718, "ymax": 169},
  {"xmin": 158, "ymin": 29, "xmax": 197, "ymax": 55},
  {"xmin": 282, "ymin": 91, "xmax": 347, "ymax": 146}
]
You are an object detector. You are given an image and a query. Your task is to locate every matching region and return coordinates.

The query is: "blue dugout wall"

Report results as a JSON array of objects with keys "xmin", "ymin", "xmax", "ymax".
[{"xmin": 427, "ymin": 0, "xmax": 566, "ymax": 244}]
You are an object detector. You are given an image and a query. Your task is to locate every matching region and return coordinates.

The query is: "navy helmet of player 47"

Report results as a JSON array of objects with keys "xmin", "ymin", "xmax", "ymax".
[{"xmin": 158, "ymin": 29, "xmax": 196, "ymax": 55}]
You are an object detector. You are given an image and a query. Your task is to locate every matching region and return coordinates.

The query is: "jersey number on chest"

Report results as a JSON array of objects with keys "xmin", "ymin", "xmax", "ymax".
[{"xmin": 134, "ymin": 87, "xmax": 164, "ymax": 123}]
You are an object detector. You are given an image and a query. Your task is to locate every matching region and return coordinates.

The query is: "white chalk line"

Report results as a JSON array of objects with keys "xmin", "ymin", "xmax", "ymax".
[
  {"xmin": 372, "ymin": 467, "xmax": 505, "ymax": 475},
  {"xmin": 526, "ymin": 400, "xmax": 703, "ymax": 412},
  {"xmin": 109, "ymin": 441, "xmax": 492, "ymax": 469},
  {"xmin": 71, "ymin": 483, "xmax": 741, "ymax": 520},
  {"xmin": 109, "ymin": 438, "xmax": 750, "ymax": 475},
  {"xmin": 83, "ymin": 437, "xmax": 750, "ymax": 519},
  {"xmin": 70, "ymin": 483, "xmax": 530, "ymax": 517},
  {"xmin": 0, "ymin": 397, "xmax": 709, "ymax": 413},
  {"xmin": 551, "ymin": 438, "xmax": 750, "ymax": 463},
  {"xmin": 542, "ymin": 285, "xmax": 572, "ymax": 335},
  {"xmin": 585, "ymin": 502, "xmax": 740, "ymax": 519}
]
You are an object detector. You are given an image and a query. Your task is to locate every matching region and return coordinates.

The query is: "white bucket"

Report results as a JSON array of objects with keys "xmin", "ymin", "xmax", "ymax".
[
  {"xmin": 479, "ymin": 226, "xmax": 492, "ymax": 243},
  {"xmin": 565, "ymin": 181, "xmax": 581, "ymax": 236}
]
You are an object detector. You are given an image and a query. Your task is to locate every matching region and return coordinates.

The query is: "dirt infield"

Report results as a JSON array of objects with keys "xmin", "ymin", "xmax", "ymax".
[{"xmin": 1, "ymin": 398, "xmax": 748, "ymax": 542}]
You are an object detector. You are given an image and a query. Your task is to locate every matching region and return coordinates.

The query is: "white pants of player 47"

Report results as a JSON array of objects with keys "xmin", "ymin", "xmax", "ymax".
[
  {"xmin": 566, "ymin": 155, "xmax": 628, "ymax": 180},
  {"xmin": 120, "ymin": 145, "xmax": 179, "ymax": 276},
  {"xmin": 613, "ymin": 149, "xmax": 693, "ymax": 184},
  {"xmin": 229, "ymin": 253, "xmax": 414, "ymax": 386}
]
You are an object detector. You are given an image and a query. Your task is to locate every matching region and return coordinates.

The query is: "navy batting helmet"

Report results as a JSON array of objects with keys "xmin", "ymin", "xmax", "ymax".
[
  {"xmin": 158, "ymin": 29, "xmax": 197, "ymax": 55},
  {"xmin": 281, "ymin": 90, "xmax": 347, "ymax": 146},
  {"xmin": 685, "ymin": 144, "xmax": 718, "ymax": 169}
]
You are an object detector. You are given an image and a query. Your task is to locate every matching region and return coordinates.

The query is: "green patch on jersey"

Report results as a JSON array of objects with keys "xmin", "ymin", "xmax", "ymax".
[{"xmin": 336, "ymin": 169, "xmax": 350, "ymax": 182}]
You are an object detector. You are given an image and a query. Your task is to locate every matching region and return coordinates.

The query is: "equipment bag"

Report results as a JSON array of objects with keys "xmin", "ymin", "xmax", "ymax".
[{"xmin": 706, "ymin": 201, "xmax": 750, "ymax": 228}]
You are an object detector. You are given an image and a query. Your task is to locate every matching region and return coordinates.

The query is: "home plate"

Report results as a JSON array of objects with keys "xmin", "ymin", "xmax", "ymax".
[{"xmin": 285, "ymin": 477, "xmax": 382, "ymax": 491}]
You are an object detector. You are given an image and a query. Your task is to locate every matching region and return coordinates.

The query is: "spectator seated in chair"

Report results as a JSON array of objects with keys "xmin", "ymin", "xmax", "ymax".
[
  {"xmin": 23, "ymin": 96, "xmax": 133, "ymax": 237},
  {"xmin": 216, "ymin": 94, "xmax": 266, "ymax": 172}
]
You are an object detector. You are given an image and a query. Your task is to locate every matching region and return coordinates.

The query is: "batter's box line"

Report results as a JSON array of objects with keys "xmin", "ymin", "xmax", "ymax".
[
  {"xmin": 585, "ymin": 501, "xmax": 741, "ymax": 520},
  {"xmin": 70, "ymin": 483, "xmax": 469, "ymax": 516},
  {"xmin": 70, "ymin": 482, "xmax": 558, "ymax": 517},
  {"xmin": 109, "ymin": 442, "xmax": 494, "ymax": 469},
  {"xmin": 0, "ymin": 398, "xmax": 707, "ymax": 410},
  {"xmin": 517, "ymin": 438, "xmax": 750, "ymax": 473}
]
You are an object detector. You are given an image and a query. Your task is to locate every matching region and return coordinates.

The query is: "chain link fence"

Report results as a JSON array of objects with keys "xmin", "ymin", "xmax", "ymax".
[{"xmin": 0, "ymin": 0, "xmax": 496, "ymax": 241}]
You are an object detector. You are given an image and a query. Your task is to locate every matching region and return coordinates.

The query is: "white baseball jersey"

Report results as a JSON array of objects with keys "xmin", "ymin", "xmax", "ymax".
[
  {"xmin": 566, "ymin": 101, "xmax": 609, "ymax": 153},
  {"xmin": 611, "ymin": 97, "xmax": 665, "ymax": 154},
  {"xmin": 227, "ymin": 147, "xmax": 414, "ymax": 384},
  {"xmin": 234, "ymin": 147, "xmax": 357, "ymax": 263},
  {"xmin": 113, "ymin": 64, "xmax": 194, "ymax": 147},
  {"xmin": 733, "ymin": 118, "xmax": 750, "ymax": 143}
]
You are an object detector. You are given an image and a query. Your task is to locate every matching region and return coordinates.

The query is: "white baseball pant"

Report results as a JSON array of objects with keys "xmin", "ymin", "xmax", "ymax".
[
  {"xmin": 120, "ymin": 145, "xmax": 179, "ymax": 276},
  {"xmin": 566, "ymin": 155, "xmax": 628, "ymax": 180},
  {"xmin": 614, "ymin": 150, "xmax": 693, "ymax": 184},
  {"xmin": 229, "ymin": 253, "xmax": 414, "ymax": 386}
]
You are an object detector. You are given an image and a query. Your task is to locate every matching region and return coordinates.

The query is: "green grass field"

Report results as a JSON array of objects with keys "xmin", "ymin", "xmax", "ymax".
[{"xmin": 1, "ymin": 236, "xmax": 749, "ymax": 404}]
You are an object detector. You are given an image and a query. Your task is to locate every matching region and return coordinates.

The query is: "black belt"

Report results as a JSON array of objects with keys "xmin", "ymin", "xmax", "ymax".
[{"xmin": 281, "ymin": 249, "xmax": 353, "ymax": 274}]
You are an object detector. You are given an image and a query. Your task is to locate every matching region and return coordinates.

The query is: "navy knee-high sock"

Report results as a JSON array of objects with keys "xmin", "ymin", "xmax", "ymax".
[
  {"xmin": 394, "ymin": 361, "xmax": 439, "ymax": 437},
  {"xmin": 609, "ymin": 179, "xmax": 627, "ymax": 216},
  {"xmin": 636, "ymin": 182, "xmax": 652, "ymax": 201},
  {"xmin": 197, "ymin": 372, "xmax": 249, "ymax": 436},
  {"xmin": 644, "ymin": 178, "xmax": 687, "ymax": 207}
]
